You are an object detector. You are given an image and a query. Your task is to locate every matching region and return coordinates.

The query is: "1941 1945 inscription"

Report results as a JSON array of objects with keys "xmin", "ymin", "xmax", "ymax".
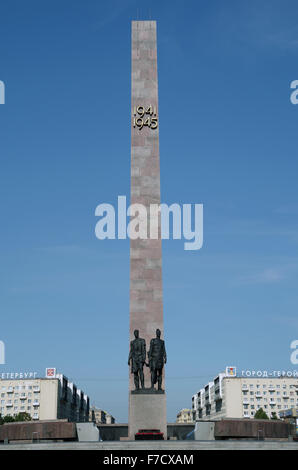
[{"xmin": 132, "ymin": 104, "xmax": 158, "ymax": 130}]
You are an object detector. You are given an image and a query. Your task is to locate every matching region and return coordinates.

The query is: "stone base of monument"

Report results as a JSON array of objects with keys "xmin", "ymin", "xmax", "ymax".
[{"xmin": 129, "ymin": 389, "xmax": 167, "ymax": 440}]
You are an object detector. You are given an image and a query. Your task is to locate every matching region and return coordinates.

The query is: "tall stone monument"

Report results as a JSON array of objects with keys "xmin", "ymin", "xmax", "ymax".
[{"xmin": 128, "ymin": 20, "xmax": 167, "ymax": 440}]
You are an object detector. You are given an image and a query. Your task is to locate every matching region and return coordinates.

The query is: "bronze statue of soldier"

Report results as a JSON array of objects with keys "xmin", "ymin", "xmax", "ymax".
[
  {"xmin": 148, "ymin": 329, "xmax": 167, "ymax": 391},
  {"xmin": 128, "ymin": 329, "xmax": 146, "ymax": 390}
]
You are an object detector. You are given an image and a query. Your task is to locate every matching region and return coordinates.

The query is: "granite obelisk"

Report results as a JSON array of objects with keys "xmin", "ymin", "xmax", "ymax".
[{"xmin": 128, "ymin": 20, "xmax": 166, "ymax": 440}]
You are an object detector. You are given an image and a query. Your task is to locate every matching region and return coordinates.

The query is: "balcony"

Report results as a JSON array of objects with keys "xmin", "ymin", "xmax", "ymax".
[
  {"xmin": 268, "ymin": 385, "xmax": 275, "ymax": 391},
  {"xmin": 20, "ymin": 394, "xmax": 27, "ymax": 399},
  {"xmin": 7, "ymin": 388, "xmax": 13, "ymax": 393},
  {"xmin": 242, "ymin": 385, "xmax": 249, "ymax": 391},
  {"xmin": 6, "ymin": 403, "xmax": 13, "ymax": 407},
  {"xmin": 33, "ymin": 401, "xmax": 40, "ymax": 406}
]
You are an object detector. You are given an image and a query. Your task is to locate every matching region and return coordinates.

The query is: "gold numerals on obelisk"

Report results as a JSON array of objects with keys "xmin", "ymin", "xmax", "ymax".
[{"xmin": 132, "ymin": 105, "xmax": 158, "ymax": 130}]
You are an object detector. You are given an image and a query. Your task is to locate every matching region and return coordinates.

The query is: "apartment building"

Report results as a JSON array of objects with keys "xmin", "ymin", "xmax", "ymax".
[
  {"xmin": 192, "ymin": 370, "xmax": 298, "ymax": 420},
  {"xmin": 176, "ymin": 408, "xmax": 193, "ymax": 424},
  {"xmin": 89, "ymin": 406, "xmax": 115, "ymax": 424},
  {"xmin": 0, "ymin": 370, "xmax": 90, "ymax": 422}
]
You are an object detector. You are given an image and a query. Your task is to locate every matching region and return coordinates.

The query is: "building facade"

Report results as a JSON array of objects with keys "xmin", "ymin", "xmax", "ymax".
[
  {"xmin": 0, "ymin": 372, "xmax": 90, "ymax": 422},
  {"xmin": 89, "ymin": 406, "xmax": 115, "ymax": 425},
  {"xmin": 176, "ymin": 408, "xmax": 193, "ymax": 424},
  {"xmin": 192, "ymin": 371, "xmax": 298, "ymax": 420}
]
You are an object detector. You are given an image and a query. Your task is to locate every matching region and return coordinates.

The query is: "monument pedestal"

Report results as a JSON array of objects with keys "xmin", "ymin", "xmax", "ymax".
[{"xmin": 128, "ymin": 390, "xmax": 167, "ymax": 440}]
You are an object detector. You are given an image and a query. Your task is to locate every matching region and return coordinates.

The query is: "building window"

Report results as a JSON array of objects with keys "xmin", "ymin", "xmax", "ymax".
[{"xmin": 215, "ymin": 400, "xmax": 222, "ymax": 413}]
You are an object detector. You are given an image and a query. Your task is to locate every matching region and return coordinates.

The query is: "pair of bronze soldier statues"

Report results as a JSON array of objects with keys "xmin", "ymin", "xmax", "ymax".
[{"xmin": 128, "ymin": 329, "xmax": 167, "ymax": 391}]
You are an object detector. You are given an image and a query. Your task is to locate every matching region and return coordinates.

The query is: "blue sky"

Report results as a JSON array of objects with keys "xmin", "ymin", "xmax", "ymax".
[{"xmin": 0, "ymin": 0, "xmax": 298, "ymax": 422}]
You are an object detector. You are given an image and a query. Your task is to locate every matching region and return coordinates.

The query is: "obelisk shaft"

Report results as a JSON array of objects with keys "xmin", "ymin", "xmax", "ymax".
[{"xmin": 129, "ymin": 20, "xmax": 166, "ymax": 439}]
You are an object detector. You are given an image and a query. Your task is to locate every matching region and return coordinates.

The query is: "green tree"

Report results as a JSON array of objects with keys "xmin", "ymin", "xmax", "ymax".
[
  {"xmin": 14, "ymin": 412, "xmax": 32, "ymax": 422},
  {"xmin": 254, "ymin": 408, "xmax": 269, "ymax": 419},
  {"xmin": 2, "ymin": 415, "xmax": 15, "ymax": 423},
  {"xmin": 271, "ymin": 412, "xmax": 279, "ymax": 420}
]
